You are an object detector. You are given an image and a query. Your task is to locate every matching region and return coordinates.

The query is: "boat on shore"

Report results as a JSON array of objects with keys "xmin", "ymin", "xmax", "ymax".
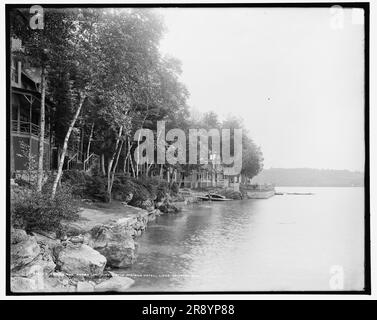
[
  {"xmin": 274, "ymin": 192, "xmax": 314, "ymax": 196},
  {"xmin": 197, "ymin": 194, "xmax": 232, "ymax": 201},
  {"xmin": 286, "ymin": 192, "xmax": 314, "ymax": 195}
]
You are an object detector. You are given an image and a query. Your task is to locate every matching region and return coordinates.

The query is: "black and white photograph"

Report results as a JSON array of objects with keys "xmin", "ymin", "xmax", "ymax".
[{"xmin": 3, "ymin": 1, "xmax": 372, "ymax": 298}]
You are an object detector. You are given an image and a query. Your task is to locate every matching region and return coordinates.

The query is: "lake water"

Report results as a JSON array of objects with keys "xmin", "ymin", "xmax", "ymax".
[{"xmin": 120, "ymin": 187, "xmax": 365, "ymax": 292}]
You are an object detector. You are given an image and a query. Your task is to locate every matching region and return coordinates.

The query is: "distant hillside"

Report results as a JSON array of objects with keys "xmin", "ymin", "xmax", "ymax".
[{"xmin": 251, "ymin": 168, "xmax": 364, "ymax": 187}]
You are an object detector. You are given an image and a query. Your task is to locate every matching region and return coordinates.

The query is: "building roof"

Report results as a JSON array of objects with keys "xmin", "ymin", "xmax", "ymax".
[{"xmin": 23, "ymin": 68, "xmax": 41, "ymax": 85}]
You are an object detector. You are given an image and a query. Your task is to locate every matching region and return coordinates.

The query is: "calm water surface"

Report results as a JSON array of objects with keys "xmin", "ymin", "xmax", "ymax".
[{"xmin": 119, "ymin": 187, "xmax": 364, "ymax": 291}]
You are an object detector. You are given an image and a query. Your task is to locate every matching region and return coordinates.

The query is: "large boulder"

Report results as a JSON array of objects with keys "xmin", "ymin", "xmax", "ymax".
[
  {"xmin": 13, "ymin": 262, "xmax": 44, "ymax": 279},
  {"xmin": 139, "ymin": 199, "xmax": 155, "ymax": 211},
  {"xmin": 30, "ymin": 234, "xmax": 58, "ymax": 275},
  {"xmin": 11, "ymin": 251, "xmax": 55, "ymax": 293},
  {"xmin": 88, "ymin": 223, "xmax": 137, "ymax": 268},
  {"xmin": 11, "ymin": 229, "xmax": 40, "ymax": 270},
  {"xmin": 11, "ymin": 264, "xmax": 45, "ymax": 293},
  {"xmin": 33, "ymin": 232, "xmax": 60, "ymax": 249},
  {"xmin": 11, "ymin": 229, "xmax": 57, "ymax": 293},
  {"xmin": 55, "ymin": 243, "xmax": 106, "ymax": 276},
  {"xmin": 11, "ymin": 228, "xmax": 29, "ymax": 244},
  {"xmin": 13, "ymin": 249, "xmax": 55, "ymax": 278},
  {"xmin": 11, "ymin": 276, "xmax": 42, "ymax": 293},
  {"xmin": 157, "ymin": 200, "xmax": 179, "ymax": 214},
  {"xmin": 132, "ymin": 215, "xmax": 148, "ymax": 233},
  {"xmin": 32, "ymin": 243, "xmax": 56, "ymax": 275},
  {"xmin": 131, "ymin": 197, "xmax": 155, "ymax": 211},
  {"xmin": 94, "ymin": 276, "xmax": 134, "ymax": 292}
]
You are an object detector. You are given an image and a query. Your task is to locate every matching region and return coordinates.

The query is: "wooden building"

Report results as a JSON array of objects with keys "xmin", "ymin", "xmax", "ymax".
[{"xmin": 10, "ymin": 56, "xmax": 52, "ymax": 174}]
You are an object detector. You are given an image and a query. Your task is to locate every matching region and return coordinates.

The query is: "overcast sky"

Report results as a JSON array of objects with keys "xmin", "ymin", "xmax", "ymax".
[{"xmin": 158, "ymin": 8, "xmax": 365, "ymax": 171}]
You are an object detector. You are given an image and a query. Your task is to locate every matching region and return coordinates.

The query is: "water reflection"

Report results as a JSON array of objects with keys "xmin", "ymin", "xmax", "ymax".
[{"xmin": 120, "ymin": 187, "xmax": 364, "ymax": 291}]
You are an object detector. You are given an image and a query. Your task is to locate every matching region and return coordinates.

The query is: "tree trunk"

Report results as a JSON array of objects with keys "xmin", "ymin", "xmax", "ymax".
[
  {"xmin": 106, "ymin": 126, "xmax": 123, "ymax": 202},
  {"xmin": 160, "ymin": 164, "xmax": 163, "ymax": 179},
  {"xmin": 147, "ymin": 161, "xmax": 154, "ymax": 176},
  {"xmin": 177, "ymin": 171, "xmax": 183, "ymax": 189},
  {"xmin": 86, "ymin": 123, "xmax": 94, "ymax": 161},
  {"xmin": 124, "ymin": 145, "xmax": 128, "ymax": 174},
  {"xmin": 80, "ymin": 127, "xmax": 84, "ymax": 162},
  {"xmin": 109, "ymin": 140, "xmax": 124, "ymax": 196},
  {"xmin": 135, "ymin": 127, "xmax": 144, "ymax": 178},
  {"xmin": 126, "ymin": 139, "xmax": 135, "ymax": 177},
  {"xmin": 123, "ymin": 137, "xmax": 131, "ymax": 174},
  {"xmin": 101, "ymin": 154, "xmax": 105, "ymax": 176},
  {"xmin": 51, "ymin": 94, "xmax": 86, "ymax": 198},
  {"xmin": 36, "ymin": 67, "xmax": 46, "ymax": 192},
  {"xmin": 146, "ymin": 163, "xmax": 152, "ymax": 177},
  {"xmin": 130, "ymin": 159, "xmax": 135, "ymax": 178},
  {"xmin": 123, "ymin": 137, "xmax": 128, "ymax": 174}
]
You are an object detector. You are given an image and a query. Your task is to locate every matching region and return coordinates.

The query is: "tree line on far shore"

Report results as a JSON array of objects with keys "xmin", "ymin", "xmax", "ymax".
[{"xmin": 251, "ymin": 168, "xmax": 364, "ymax": 187}]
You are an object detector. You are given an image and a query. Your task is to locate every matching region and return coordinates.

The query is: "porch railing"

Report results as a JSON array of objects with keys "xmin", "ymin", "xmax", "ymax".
[
  {"xmin": 11, "ymin": 120, "xmax": 49, "ymax": 139},
  {"xmin": 83, "ymin": 152, "xmax": 99, "ymax": 172},
  {"xmin": 67, "ymin": 152, "xmax": 78, "ymax": 170}
]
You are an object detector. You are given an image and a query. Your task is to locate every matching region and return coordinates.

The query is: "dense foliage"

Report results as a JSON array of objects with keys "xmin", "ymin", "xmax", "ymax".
[
  {"xmin": 11, "ymin": 183, "xmax": 79, "ymax": 233},
  {"xmin": 10, "ymin": 8, "xmax": 264, "ymax": 202},
  {"xmin": 61, "ymin": 170, "xmax": 177, "ymax": 204}
]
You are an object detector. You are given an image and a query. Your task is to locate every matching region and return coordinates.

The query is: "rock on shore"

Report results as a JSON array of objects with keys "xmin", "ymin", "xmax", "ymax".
[
  {"xmin": 88, "ymin": 223, "xmax": 136, "ymax": 268},
  {"xmin": 54, "ymin": 242, "xmax": 107, "ymax": 276},
  {"xmin": 10, "ymin": 207, "xmax": 151, "ymax": 292},
  {"xmin": 10, "ymin": 197, "xmax": 166, "ymax": 293},
  {"xmin": 11, "ymin": 229, "xmax": 40, "ymax": 270},
  {"xmin": 11, "ymin": 228, "xmax": 56, "ymax": 292}
]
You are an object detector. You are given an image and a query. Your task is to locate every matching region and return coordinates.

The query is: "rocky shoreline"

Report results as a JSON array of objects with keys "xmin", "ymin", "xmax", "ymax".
[
  {"xmin": 11, "ymin": 196, "xmax": 176, "ymax": 293},
  {"xmin": 11, "ymin": 187, "xmax": 243, "ymax": 293}
]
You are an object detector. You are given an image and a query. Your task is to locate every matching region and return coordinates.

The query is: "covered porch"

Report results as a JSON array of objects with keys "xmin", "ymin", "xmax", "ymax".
[{"xmin": 11, "ymin": 87, "xmax": 52, "ymax": 172}]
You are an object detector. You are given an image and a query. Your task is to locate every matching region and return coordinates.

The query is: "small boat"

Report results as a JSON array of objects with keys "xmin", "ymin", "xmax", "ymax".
[
  {"xmin": 286, "ymin": 192, "xmax": 314, "ymax": 195},
  {"xmin": 197, "ymin": 194, "xmax": 232, "ymax": 201}
]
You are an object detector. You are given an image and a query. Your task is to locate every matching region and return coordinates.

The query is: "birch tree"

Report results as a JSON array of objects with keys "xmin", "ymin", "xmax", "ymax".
[{"xmin": 51, "ymin": 9, "xmax": 104, "ymax": 198}]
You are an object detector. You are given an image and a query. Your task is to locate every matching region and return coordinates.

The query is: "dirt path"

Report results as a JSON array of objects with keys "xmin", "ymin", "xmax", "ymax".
[{"xmin": 65, "ymin": 200, "xmax": 147, "ymax": 234}]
